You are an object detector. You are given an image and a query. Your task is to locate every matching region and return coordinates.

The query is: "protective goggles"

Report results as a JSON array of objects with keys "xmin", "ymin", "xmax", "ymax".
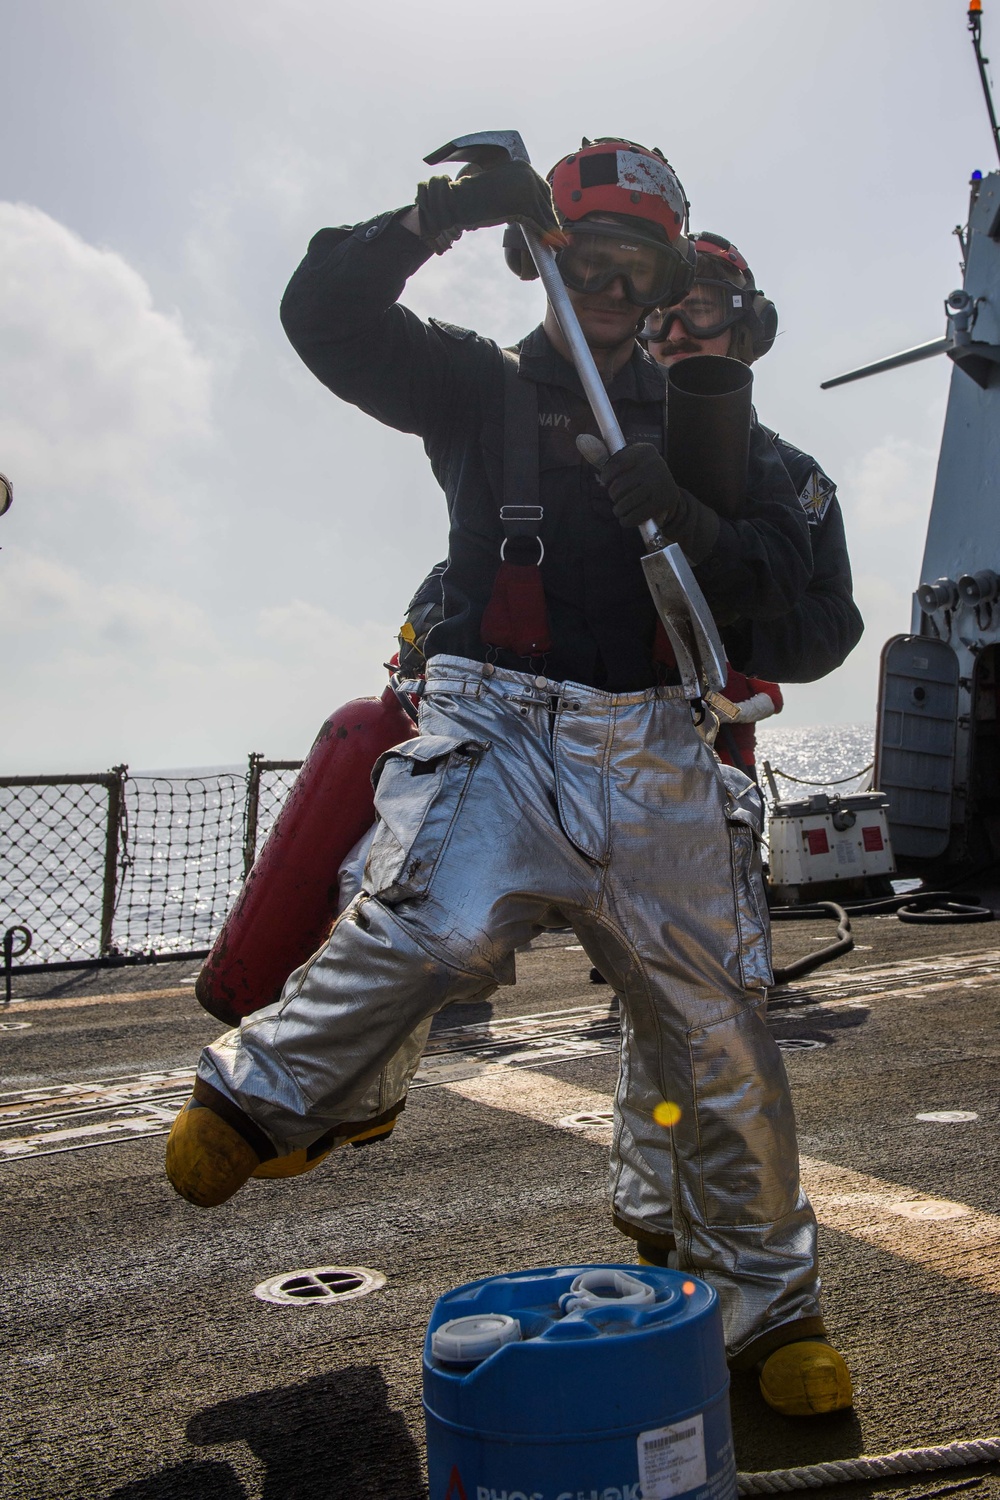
[
  {"xmin": 646, "ymin": 278, "xmax": 750, "ymax": 341},
  {"xmin": 555, "ymin": 222, "xmax": 694, "ymax": 309}
]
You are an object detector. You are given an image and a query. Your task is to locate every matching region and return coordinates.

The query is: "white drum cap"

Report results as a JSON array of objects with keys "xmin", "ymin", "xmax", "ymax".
[{"xmin": 432, "ymin": 1313, "xmax": 523, "ymax": 1365}]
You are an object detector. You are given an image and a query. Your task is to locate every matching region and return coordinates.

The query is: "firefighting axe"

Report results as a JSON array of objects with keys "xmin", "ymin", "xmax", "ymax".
[{"xmin": 424, "ymin": 129, "xmax": 728, "ymax": 700}]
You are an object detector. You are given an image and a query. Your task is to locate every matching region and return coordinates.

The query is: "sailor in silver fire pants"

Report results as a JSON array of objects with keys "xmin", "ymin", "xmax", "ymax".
[{"xmin": 195, "ymin": 655, "xmax": 822, "ymax": 1365}]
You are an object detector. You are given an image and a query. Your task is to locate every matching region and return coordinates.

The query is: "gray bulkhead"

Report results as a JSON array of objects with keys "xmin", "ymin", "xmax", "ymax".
[{"xmin": 876, "ymin": 171, "xmax": 1000, "ymax": 872}]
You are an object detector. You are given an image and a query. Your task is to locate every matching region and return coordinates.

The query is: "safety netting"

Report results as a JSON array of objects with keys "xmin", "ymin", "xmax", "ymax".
[{"xmin": 0, "ymin": 759, "xmax": 303, "ymax": 971}]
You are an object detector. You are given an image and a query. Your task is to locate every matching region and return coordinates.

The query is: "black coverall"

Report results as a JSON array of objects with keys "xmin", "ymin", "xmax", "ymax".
[
  {"xmin": 723, "ymin": 430, "xmax": 863, "ymax": 683},
  {"xmin": 279, "ymin": 209, "xmax": 814, "ymax": 680},
  {"xmin": 402, "ymin": 432, "xmax": 862, "ymax": 689}
]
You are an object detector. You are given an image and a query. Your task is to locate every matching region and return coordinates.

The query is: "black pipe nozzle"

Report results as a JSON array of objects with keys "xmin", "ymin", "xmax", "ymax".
[{"xmin": 666, "ymin": 356, "xmax": 753, "ymax": 519}]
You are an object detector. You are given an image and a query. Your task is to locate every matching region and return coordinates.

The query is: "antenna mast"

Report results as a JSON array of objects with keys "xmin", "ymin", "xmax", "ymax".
[{"xmin": 969, "ymin": 1, "xmax": 1000, "ymax": 167}]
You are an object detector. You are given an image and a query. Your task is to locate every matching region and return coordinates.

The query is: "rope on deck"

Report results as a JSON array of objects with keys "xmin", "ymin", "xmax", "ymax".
[{"xmin": 737, "ymin": 1437, "xmax": 1000, "ymax": 1493}]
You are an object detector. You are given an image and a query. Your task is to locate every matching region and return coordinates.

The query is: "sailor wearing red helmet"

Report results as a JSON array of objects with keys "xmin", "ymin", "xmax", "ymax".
[
  {"xmin": 166, "ymin": 139, "xmax": 852, "ymax": 1416},
  {"xmin": 646, "ymin": 232, "xmax": 863, "ymax": 710}
]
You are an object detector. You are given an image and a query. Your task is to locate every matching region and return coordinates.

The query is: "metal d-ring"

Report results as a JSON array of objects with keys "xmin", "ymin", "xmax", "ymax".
[{"xmin": 499, "ymin": 537, "xmax": 545, "ymax": 565}]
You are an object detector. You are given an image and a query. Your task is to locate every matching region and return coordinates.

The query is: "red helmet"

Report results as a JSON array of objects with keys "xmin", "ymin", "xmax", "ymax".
[
  {"xmin": 549, "ymin": 139, "xmax": 689, "ymax": 244},
  {"xmin": 691, "ymin": 231, "xmax": 753, "ymax": 275},
  {"xmin": 688, "ymin": 231, "xmax": 778, "ymax": 359},
  {"xmin": 643, "ymin": 229, "xmax": 778, "ymax": 358},
  {"xmin": 503, "ymin": 138, "xmax": 694, "ymax": 305}
]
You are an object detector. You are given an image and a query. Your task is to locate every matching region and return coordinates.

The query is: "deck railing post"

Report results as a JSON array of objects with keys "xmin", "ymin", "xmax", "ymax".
[
  {"xmin": 99, "ymin": 767, "xmax": 126, "ymax": 956},
  {"xmin": 243, "ymin": 753, "xmax": 263, "ymax": 878}
]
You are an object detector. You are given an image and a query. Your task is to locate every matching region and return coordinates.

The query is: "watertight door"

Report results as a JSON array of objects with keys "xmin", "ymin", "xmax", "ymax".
[{"xmin": 875, "ymin": 635, "xmax": 959, "ymax": 859}]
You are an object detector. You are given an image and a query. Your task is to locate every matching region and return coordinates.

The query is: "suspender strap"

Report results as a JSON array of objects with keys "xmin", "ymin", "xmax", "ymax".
[
  {"xmin": 480, "ymin": 351, "xmax": 553, "ymax": 658},
  {"xmin": 502, "ymin": 350, "xmax": 539, "ymax": 514}
]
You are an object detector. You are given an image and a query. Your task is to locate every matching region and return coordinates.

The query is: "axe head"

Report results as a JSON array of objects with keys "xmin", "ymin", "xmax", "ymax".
[
  {"xmin": 641, "ymin": 543, "xmax": 727, "ymax": 698},
  {"xmin": 424, "ymin": 131, "xmax": 531, "ymax": 171}
]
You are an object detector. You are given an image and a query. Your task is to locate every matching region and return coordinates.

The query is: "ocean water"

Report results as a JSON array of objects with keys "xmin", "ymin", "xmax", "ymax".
[
  {"xmin": 2, "ymin": 725, "xmax": 875, "ymax": 968},
  {"xmin": 754, "ymin": 721, "xmax": 874, "ymax": 800}
]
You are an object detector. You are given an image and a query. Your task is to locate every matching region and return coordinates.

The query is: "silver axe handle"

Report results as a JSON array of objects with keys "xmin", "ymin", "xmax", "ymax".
[{"xmin": 424, "ymin": 131, "xmax": 727, "ymax": 697}]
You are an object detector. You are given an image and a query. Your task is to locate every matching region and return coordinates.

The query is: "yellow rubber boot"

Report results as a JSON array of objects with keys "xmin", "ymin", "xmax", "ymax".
[
  {"xmin": 252, "ymin": 1148, "xmax": 330, "ymax": 1180},
  {"xmin": 165, "ymin": 1099, "xmax": 260, "ymax": 1207},
  {"xmin": 758, "ymin": 1340, "xmax": 854, "ymax": 1416},
  {"xmin": 251, "ymin": 1117, "xmax": 397, "ymax": 1178}
]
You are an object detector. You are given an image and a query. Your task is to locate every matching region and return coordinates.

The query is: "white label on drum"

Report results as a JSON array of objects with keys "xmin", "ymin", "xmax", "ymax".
[{"xmin": 637, "ymin": 1412, "xmax": 706, "ymax": 1499}]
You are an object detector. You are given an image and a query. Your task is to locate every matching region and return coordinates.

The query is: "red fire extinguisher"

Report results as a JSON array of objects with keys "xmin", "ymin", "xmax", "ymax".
[{"xmin": 197, "ymin": 682, "xmax": 417, "ymax": 1025}]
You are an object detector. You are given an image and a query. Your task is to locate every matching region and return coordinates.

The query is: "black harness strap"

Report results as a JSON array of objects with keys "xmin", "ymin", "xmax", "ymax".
[
  {"xmin": 480, "ymin": 352, "xmax": 552, "ymax": 658},
  {"xmin": 502, "ymin": 349, "xmax": 539, "ymax": 515}
]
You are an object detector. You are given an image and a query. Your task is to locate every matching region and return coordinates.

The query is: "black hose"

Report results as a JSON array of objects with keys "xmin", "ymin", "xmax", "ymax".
[
  {"xmin": 770, "ymin": 902, "xmax": 853, "ymax": 985},
  {"xmin": 897, "ymin": 898, "xmax": 993, "ymax": 925},
  {"xmin": 825, "ymin": 890, "xmax": 994, "ymax": 924},
  {"xmin": 388, "ymin": 670, "xmax": 421, "ymax": 724},
  {"xmin": 767, "ymin": 886, "xmax": 994, "ymax": 989}
]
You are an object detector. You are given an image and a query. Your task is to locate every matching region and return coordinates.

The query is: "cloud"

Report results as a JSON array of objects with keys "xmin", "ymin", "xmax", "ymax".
[
  {"xmin": 842, "ymin": 434, "xmax": 938, "ymax": 534},
  {"xmin": 404, "ymin": 226, "xmax": 547, "ymax": 347},
  {"xmin": 0, "ymin": 201, "xmax": 213, "ymax": 542},
  {"xmin": 0, "ymin": 201, "xmax": 419, "ymax": 772},
  {"xmin": 0, "ymin": 548, "xmax": 397, "ymax": 770},
  {"xmin": 838, "ymin": 429, "xmax": 938, "ymax": 654},
  {"xmin": 777, "ymin": 432, "xmax": 938, "ymax": 729}
]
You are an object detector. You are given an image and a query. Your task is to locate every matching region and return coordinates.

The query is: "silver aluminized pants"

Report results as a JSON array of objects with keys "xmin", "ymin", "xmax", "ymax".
[{"xmin": 199, "ymin": 655, "xmax": 820, "ymax": 1358}]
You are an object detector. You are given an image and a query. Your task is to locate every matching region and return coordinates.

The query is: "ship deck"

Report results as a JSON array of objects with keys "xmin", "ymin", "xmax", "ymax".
[{"xmin": 2, "ymin": 910, "xmax": 1000, "ymax": 1500}]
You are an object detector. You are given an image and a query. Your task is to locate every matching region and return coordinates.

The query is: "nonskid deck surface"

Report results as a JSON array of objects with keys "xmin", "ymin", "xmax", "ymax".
[
  {"xmin": 3, "ymin": 945, "xmax": 1000, "ymax": 1163},
  {"xmin": 2, "ymin": 918, "xmax": 999, "ymax": 1499}
]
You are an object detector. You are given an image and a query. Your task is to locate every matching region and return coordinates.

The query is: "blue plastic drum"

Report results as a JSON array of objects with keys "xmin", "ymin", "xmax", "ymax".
[{"xmin": 423, "ymin": 1264, "xmax": 736, "ymax": 1500}]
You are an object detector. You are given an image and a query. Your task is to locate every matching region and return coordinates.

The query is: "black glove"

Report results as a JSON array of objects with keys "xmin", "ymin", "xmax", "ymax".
[
  {"xmin": 416, "ymin": 160, "xmax": 565, "ymax": 243},
  {"xmin": 577, "ymin": 436, "xmax": 720, "ymax": 563},
  {"xmin": 578, "ymin": 438, "xmax": 681, "ymax": 528}
]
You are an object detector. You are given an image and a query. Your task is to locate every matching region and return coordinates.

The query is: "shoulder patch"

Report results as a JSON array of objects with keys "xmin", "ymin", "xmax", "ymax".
[
  {"xmin": 798, "ymin": 467, "xmax": 837, "ymax": 524},
  {"xmin": 429, "ymin": 316, "xmax": 475, "ymax": 341}
]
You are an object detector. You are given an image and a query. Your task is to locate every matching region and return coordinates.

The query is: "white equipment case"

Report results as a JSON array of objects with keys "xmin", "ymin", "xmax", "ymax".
[{"xmin": 767, "ymin": 790, "xmax": 896, "ymax": 904}]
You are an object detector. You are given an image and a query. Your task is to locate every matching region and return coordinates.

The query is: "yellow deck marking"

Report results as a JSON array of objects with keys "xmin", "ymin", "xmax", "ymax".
[
  {"xmin": 445, "ymin": 1070, "xmax": 1000, "ymax": 1288},
  {"xmin": 3, "ymin": 987, "xmax": 193, "ymax": 1014},
  {"xmin": 445, "ymin": 1069, "xmax": 616, "ymax": 1128},
  {"xmin": 6, "ymin": 943, "xmax": 999, "ymax": 1017},
  {"xmin": 800, "ymin": 1156, "xmax": 1000, "ymax": 1292}
]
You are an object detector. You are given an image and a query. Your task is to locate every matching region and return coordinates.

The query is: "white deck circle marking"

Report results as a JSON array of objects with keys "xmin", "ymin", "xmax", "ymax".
[
  {"xmin": 915, "ymin": 1110, "xmax": 979, "ymax": 1123},
  {"xmin": 888, "ymin": 1199, "xmax": 971, "ymax": 1220},
  {"xmin": 559, "ymin": 1110, "xmax": 615, "ymax": 1129}
]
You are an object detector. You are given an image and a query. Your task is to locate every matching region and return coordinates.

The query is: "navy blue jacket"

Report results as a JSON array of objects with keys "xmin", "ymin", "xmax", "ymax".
[
  {"xmin": 721, "ymin": 430, "xmax": 864, "ymax": 683},
  {"xmin": 280, "ymin": 210, "xmax": 814, "ymax": 690}
]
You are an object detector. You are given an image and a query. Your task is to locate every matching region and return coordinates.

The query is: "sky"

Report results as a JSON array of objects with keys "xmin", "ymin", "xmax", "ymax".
[{"xmin": 1, "ymin": 0, "xmax": 993, "ymax": 771}]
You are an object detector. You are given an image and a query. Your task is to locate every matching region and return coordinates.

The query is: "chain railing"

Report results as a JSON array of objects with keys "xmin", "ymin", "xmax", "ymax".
[{"xmin": 0, "ymin": 755, "xmax": 303, "ymax": 977}]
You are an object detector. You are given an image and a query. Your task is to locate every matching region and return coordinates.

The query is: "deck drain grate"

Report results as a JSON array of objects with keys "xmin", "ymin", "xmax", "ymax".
[
  {"xmin": 253, "ymin": 1265, "xmax": 385, "ymax": 1306},
  {"xmin": 559, "ymin": 1110, "xmax": 615, "ymax": 1130}
]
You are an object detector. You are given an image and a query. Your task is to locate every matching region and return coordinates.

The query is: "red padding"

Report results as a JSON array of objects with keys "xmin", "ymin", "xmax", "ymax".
[
  {"xmin": 480, "ymin": 563, "xmax": 552, "ymax": 657},
  {"xmin": 196, "ymin": 685, "xmax": 416, "ymax": 1024}
]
